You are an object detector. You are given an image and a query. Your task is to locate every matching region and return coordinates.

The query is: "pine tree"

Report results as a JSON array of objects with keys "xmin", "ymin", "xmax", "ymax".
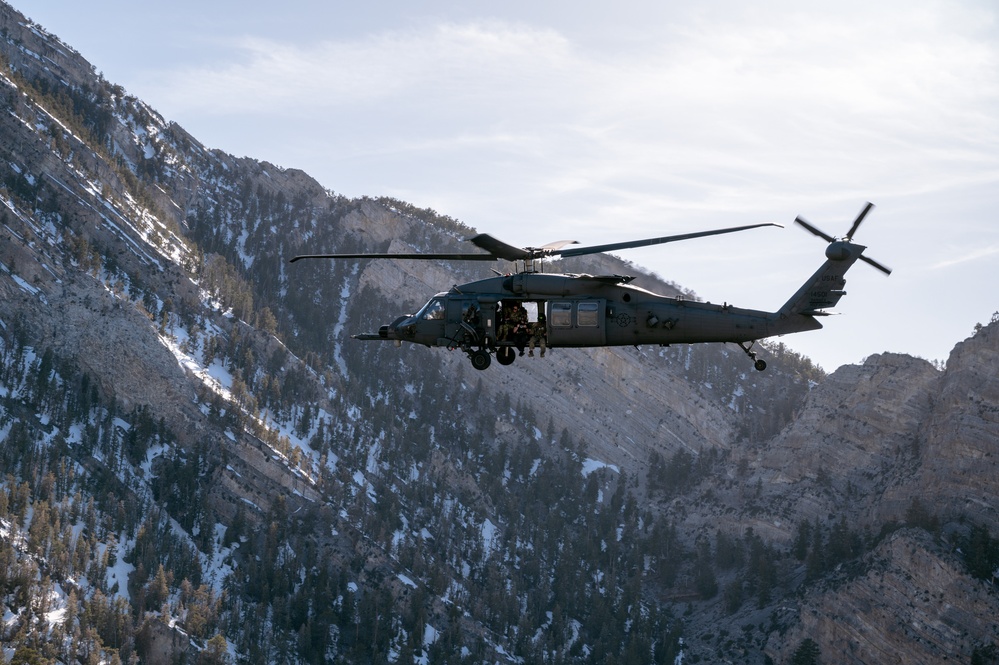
[
  {"xmin": 805, "ymin": 520, "xmax": 825, "ymax": 581},
  {"xmin": 791, "ymin": 637, "xmax": 821, "ymax": 664},
  {"xmin": 693, "ymin": 537, "xmax": 718, "ymax": 599},
  {"xmin": 793, "ymin": 519, "xmax": 812, "ymax": 561},
  {"xmin": 146, "ymin": 564, "xmax": 171, "ymax": 611},
  {"xmin": 199, "ymin": 634, "xmax": 230, "ymax": 665}
]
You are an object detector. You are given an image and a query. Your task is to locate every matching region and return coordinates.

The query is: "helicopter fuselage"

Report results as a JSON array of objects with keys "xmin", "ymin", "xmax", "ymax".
[
  {"xmin": 378, "ymin": 273, "xmax": 785, "ymax": 344},
  {"xmin": 354, "ymin": 259, "xmax": 850, "ymax": 371}
]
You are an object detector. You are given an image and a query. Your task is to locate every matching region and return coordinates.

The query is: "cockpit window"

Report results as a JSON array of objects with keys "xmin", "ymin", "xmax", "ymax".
[{"xmin": 420, "ymin": 298, "xmax": 446, "ymax": 320}]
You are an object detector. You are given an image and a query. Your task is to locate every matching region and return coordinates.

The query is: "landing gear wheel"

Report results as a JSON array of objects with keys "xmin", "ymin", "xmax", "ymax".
[
  {"xmin": 470, "ymin": 350, "xmax": 491, "ymax": 370},
  {"xmin": 496, "ymin": 347, "xmax": 516, "ymax": 366},
  {"xmin": 737, "ymin": 341, "xmax": 768, "ymax": 372}
]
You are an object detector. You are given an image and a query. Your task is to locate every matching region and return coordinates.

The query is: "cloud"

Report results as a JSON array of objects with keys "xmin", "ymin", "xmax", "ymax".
[
  {"xmin": 145, "ymin": 4, "xmax": 999, "ymax": 230},
  {"xmin": 149, "ymin": 21, "xmax": 575, "ymax": 114},
  {"xmin": 152, "ymin": 9, "xmax": 999, "ymax": 136},
  {"xmin": 931, "ymin": 244, "xmax": 999, "ymax": 270}
]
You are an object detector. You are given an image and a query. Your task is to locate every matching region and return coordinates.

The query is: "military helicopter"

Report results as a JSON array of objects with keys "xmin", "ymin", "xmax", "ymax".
[{"xmin": 291, "ymin": 202, "xmax": 889, "ymax": 371}]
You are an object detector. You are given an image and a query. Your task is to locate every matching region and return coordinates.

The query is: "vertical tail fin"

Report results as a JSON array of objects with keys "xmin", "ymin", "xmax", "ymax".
[{"xmin": 776, "ymin": 242, "xmax": 864, "ymax": 322}]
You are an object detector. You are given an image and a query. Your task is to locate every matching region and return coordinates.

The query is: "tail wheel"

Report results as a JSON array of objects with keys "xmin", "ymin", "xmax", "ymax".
[{"xmin": 737, "ymin": 341, "xmax": 767, "ymax": 372}]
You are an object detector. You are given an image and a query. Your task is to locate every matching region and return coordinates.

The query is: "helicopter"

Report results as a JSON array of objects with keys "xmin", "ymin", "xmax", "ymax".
[{"xmin": 290, "ymin": 202, "xmax": 890, "ymax": 371}]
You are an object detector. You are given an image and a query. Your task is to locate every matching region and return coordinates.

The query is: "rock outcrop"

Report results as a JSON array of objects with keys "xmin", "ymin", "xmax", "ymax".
[{"xmin": 769, "ymin": 529, "xmax": 999, "ymax": 664}]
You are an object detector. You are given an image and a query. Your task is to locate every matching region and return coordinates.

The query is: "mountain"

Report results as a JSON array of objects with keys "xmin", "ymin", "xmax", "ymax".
[{"xmin": 1, "ymin": 3, "xmax": 997, "ymax": 663}]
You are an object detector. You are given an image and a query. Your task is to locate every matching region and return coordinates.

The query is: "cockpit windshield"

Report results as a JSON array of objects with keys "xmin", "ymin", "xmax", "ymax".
[{"xmin": 418, "ymin": 297, "xmax": 446, "ymax": 321}]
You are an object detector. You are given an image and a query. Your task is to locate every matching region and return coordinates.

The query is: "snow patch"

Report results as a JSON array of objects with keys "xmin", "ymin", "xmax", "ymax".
[
  {"xmin": 581, "ymin": 458, "xmax": 620, "ymax": 477},
  {"xmin": 481, "ymin": 518, "xmax": 498, "ymax": 553}
]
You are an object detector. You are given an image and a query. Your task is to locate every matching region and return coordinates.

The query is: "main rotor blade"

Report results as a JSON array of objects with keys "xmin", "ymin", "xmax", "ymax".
[
  {"xmin": 794, "ymin": 216, "xmax": 836, "ymax": 243},
  {"xmin": 845, "ymin": 202, "xmax": 875, "ymax": 241},
  {"xmin": 289, "ymin": 252, "xmax": 497, "ymax": 263},
  {"xmin": 860, "ymin": 254, "xmax": 892, "ymax": 275},
  {"xmin": 466, "ymin": 234, "xmax": 531, "ymax": 261},
  {"xmin": 555, "ymin": 222, "xmax": 783, "ymax": 258},
  {"xmin": 538, "ymin": 239, "xmax": 580, "ymax": 252}
]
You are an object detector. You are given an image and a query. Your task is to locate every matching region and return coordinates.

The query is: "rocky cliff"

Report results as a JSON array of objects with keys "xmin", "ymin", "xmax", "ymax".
[
  {"xmin": 769, "ymin": 528, "xmax": 999, "ymax": 664},
  {"xmin": 673, "ymin": 326, "xmax": 999, "ymax": 662}
]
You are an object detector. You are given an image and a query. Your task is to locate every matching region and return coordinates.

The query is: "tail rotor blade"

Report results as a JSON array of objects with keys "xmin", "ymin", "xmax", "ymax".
[
  {"xmin": 860, "ymin": 254, "xmax": 892, "ymax": 275},
  {"xmin": 845, "ymin": 202, "xmax": 875, "ymax": 241},
  {"xmin": 794, "ymin": 216, "xmax": 836, "ymax": 243}
]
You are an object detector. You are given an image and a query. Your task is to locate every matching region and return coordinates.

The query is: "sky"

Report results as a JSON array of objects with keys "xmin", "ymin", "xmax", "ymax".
[{"xmin": 22, "ymin": 0, "xmax": 999, "ymax": 372}]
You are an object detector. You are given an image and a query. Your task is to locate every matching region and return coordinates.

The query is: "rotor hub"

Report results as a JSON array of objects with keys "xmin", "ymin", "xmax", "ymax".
[{"xmin": 825, "ymin": 241, "xmax": 855, "ymax": 262}]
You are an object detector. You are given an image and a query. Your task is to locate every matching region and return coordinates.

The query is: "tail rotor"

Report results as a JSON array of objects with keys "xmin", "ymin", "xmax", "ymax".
[{"xmin": 795, "ymin": 202, "xmax": 892, "ymax": 275}]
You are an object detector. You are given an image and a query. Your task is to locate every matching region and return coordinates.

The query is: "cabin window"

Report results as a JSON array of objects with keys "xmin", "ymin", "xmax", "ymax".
[
  {"xmin": 578, "ymin": 301, "xmax": 599, "ymax": 327},
  {"xmin": 551, "ymin": 302, "xmax": 572, "ymax": 327}
]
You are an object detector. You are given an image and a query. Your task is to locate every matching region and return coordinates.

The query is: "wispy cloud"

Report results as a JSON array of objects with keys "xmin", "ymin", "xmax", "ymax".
[
  {"xmin": 150, "ymin": 21, "xmax": 575, "ymax": 113},
  {"xmin": 148, "ymin": 6, "xmax": 996, "ymax": 239},
  {"xmin": 931, "ymin": 245, "xmax": 999, "ymax": 270}
]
